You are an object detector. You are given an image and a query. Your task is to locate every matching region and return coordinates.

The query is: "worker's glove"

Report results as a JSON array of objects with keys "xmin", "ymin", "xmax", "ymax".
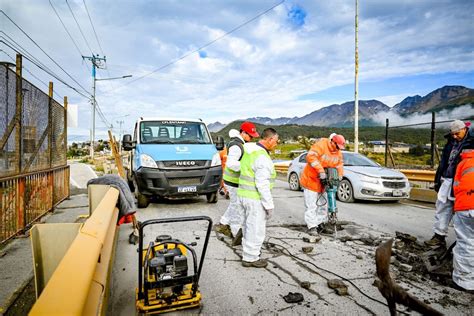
[
  {"xmin": 338, "ymin": 176, "xmax": 343, "ymax": 181},
  {"xmin": 319, "ymin": 173, "xmax": 328, "ymax": 187},
  {"xmin": 265, "ymin": 208, "xmax": 273, "ymax": 220},
  {"xmin": 434, "ymin": 182, "xmax": 441, "ymax": 193}
]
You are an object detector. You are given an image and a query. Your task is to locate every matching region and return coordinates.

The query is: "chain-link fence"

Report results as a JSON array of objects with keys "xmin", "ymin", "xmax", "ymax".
[
  {"xmin": 1, "ymin": 56, "xmax": 69, "ymax": 244},
  {"xmin": 0, "ymin": 69, "xmax": 67, "ymax": 175}
]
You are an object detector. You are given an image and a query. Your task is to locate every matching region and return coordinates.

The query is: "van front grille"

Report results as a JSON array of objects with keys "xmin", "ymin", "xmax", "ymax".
[{"xmin": 168, "ymin": 177, "xmax": 202, "ymax": 186}]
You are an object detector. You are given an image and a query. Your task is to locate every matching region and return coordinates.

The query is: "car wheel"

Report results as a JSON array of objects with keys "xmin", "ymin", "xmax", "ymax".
[
  {"xmin": 337, "ymin": 179, "xmax": 354, "ymax": 203},
  {"xmin": 206, "ymin": 192, "xmax": 218, "ymax": 203},
  {"xmin": 288, "ymin": 172, "xmax": 301, "ymax": 191}
]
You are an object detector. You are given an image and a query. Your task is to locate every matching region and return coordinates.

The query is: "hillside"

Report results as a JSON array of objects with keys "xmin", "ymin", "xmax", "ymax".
[
  {"xmin": 210, "ymin": 85, "xmax": 473, "ymax": 131},
  {"xmin": 212, "ymin": 121, "xmax": 451, "ymax": 146}
]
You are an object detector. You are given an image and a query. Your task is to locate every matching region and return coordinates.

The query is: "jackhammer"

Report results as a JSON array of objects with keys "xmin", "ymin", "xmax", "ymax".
[{"xmin": 322, "ymin": 168, "xmax": 340, "ymax": 233}]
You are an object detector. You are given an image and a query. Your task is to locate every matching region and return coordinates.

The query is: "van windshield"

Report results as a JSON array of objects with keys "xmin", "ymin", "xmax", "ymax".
[{"xmin": 140, "ymin": 121, "xmax": 212, "ymax": 144}]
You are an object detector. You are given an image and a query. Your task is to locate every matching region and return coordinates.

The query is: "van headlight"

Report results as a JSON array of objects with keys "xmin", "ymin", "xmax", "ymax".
[
  {"xmin": 360, "ymin": 175, "xmax": 380, "ymax": 184},
  {"xmin": 140, "ymin": 154, "xmax": 158, "ymax": 168},
  {"xmin": 211, "ymin": 152, "xmax": 221, "ymax": 167}
]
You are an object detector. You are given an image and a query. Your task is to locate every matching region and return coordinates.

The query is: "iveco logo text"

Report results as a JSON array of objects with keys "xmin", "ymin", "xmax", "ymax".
[{"xmin": 176, "ymin": 161, "xmax": 196, "ymax": 166}]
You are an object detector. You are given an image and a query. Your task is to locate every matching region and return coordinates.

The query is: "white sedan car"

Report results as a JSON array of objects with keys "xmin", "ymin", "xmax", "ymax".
[{"xmin": 287, "ymin": 151, "xmax": 410, "ymax": 202}]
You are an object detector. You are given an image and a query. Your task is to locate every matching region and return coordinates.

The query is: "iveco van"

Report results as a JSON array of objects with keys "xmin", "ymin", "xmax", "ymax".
[{"xmin": 122, "ymin": 118, "xmax": 224, "ymax": 208}]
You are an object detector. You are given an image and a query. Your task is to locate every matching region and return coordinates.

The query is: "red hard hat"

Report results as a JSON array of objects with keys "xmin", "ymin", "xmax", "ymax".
[
  {"xmin": 240, "ymin": 121, "xmax": 259, "ymax": 138},
  {"xmin": 331, "ymin": 134, "xmax": 346, "ymax": 149}
]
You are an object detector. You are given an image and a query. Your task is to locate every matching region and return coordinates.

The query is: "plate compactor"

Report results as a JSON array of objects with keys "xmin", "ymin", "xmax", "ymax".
[{"xmin": 136, "ymin": 216, "xmax": 212, "ymax": 314}]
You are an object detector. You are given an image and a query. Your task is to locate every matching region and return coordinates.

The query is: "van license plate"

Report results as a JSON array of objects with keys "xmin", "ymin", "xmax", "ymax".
[
  {"xmin": 392, "ymin": 189, "xmax": 403, "ymax": 197},
  {"xmin": 178, "ymin": 186, "xmax": 197, "ymax": 193}
]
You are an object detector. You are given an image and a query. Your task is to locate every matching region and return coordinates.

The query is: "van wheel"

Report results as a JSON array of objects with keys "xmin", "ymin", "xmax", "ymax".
[
  {"xmin": 126, "ymin": 170, "xmax": 135, "ymax": 192},
  {"xmin": 136, "ymin": 191, "xmax": 150, "ymax": 208},
  {"xmin": 206, "ymin": 192, "xmax": 218, "ymax": 203}
]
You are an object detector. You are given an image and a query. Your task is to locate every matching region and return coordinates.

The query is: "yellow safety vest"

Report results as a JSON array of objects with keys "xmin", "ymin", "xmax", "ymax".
[{"xmin": 237, "ymin": 147, "xmax": 276, "ymax": 200}]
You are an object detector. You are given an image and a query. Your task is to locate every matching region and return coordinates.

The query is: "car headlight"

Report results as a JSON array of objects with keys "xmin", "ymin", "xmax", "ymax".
[
  {"xmin": 211, "ymin": 152, "xmax": 221, "ymax": 167},
  {"xmin": 360, "ymin": 175, "xmax": 380, "ymax": 184},
  {"xmin": 140, "ymin": 154, "xmax": 158, "ymax": 168}
]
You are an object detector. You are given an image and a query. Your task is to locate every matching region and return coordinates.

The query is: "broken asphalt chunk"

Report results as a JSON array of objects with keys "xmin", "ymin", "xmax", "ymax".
[
  {"xmin": 283, "ymin": 292, "xmax": 304, "ymax": 303},
  {"xmin": 327, "ymin": 279, "xmax": 349, "ymax": 296},
  {"xmin": 302, "ymin": 236, "xmax": 321, "ymax": 243}
]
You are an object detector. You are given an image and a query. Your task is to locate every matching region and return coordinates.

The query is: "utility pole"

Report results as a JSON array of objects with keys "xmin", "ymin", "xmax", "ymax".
[
  {"xmin": 354, "ymin": 0, "xmax": 359, "ymax": 153},
  {"xmin": 82, "ymin": 54, "xmax": 106, "ymax": 159}
]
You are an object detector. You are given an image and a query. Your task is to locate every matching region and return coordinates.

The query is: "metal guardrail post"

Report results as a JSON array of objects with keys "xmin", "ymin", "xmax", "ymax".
[{"xmin": 15, "ymin": 54, "xmax": 22, "ymax": 174}]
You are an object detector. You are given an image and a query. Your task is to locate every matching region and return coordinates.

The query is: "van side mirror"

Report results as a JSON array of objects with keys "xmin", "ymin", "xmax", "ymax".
[
  {"xmin": 215, "ymin": 136, "xmax": 224, "ymax": 151},
  {"xmin": 122, "ymin": 134, "xmax": 135, "ymax": 151}
]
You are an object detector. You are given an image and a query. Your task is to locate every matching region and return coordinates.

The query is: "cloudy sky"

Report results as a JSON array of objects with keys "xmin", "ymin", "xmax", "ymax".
[{"xmin": 1, "ymin": 0, "xmax": 473, "ymax": 141}]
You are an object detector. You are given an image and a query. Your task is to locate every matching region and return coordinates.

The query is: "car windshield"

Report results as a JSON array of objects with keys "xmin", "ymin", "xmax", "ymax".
[
  {"xmin": 343, "ymin": 152, "xmax": 379, "ymax": 167},
  {"xmin": 140, "ymin": 121, "xmax": 212, "ymax": 144}
]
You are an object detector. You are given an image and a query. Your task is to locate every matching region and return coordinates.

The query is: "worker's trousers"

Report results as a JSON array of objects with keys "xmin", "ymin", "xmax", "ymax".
[
  {"xmin": 304, "ymin": 189, "xmax": 328, "ymax": 229},
  {"xmin": 238, "ymin": 196, "xmax": 267, "ymax": 262},
  {"xmin": 219, "ymin": 185, "xmax": 242, "ymax": 237},
  {"xmin": 433, "ymin": 178, "xmax": 454, "ymax": 236},
  {"xmin": 453, "ymin": 210, "xmax": 474, "ymax": 290}
]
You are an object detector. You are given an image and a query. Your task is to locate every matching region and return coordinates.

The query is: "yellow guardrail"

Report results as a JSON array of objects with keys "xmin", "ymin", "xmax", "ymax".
[
  {"xmin": 398, "ymin": 169, "xmax": 435, "ymax": 182},
  {"xmin": 274, "ymin": 161, "xmax": 291, "ymax": 174},
  {"xmin": 29, "ymin": 187, "xmax": 119, "ymax": 316}
]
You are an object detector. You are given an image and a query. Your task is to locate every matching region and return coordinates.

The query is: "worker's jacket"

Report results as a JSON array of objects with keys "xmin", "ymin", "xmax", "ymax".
[
  {"xmin": 300, "ymin": 138, "xmax": 343, "ymax": 193},
  {"xmin": 223, "ymin": 129, "xmax": 245, "ymax": 187},
  {"xmin": 219, "ymin": 146, "xmax": 227, "ymax": 170},
  {"xmin": 453, "ymin": 149, "xmax": 474, "ymax": 211},
  {"xmin": 237, "ymin": 142, "xmax": 276, "ymax": 210}
]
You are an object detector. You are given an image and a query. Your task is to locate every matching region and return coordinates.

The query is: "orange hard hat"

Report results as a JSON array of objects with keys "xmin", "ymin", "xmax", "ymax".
[
  {"xmin": 331, "ymin": 134, "xmax": 346, "ymax": 149},
  {"xmin": 240, "ymin": 121, "xmax": 259, "ymax": 138}
]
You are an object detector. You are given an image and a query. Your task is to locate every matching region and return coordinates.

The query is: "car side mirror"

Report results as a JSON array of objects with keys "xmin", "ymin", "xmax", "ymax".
[
  {"xmin": 215, "ymin": 136, "xmax": 224, "ymax": 151},
  {"xmin": 122, "ymin": 134, "xmax": 135, "ymax": 151}
]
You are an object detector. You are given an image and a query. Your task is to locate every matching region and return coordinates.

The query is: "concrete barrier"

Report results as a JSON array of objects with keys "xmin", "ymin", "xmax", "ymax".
[{"xmin": 29, "ymin": 186, "xmax": 119, "ymax": 316}]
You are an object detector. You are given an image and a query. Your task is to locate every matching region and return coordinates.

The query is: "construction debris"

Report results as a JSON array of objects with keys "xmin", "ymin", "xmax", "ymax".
[
  {"xmin": 283, "ymin": 292, "xmax": 304, "ymax": 303},
  {"xmin": 327, "ymin": 279, "xmax": 348, "ymax": 296},
  {"xmin": 375, "ymin": 239, "xmax": 443, "ymax": 316}
]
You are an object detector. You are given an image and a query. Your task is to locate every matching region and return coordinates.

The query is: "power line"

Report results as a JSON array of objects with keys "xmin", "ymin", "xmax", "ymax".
[
  {"xmin": 49, "ymin": 0, "xmax": 90, "ymax": 74},
  {"xmin": 65, "ymin": 0, "xmax": 94, "ymax": 54},
  {"xmin": 118, "ymin": 0, "xmax": 285, "ymax": 88},
  {"xmin": 0, "ymin": 48, "xmax": 62, "ymax": 99},
  {"xmin": 49, "ymin": 0, "xmax": 84, "ymax": 59},
  {"xmin": 0, "ymin": 10, "xmax": 91, "ymax": 95},
  {"xmin": 0, "ymin": 31, "xmax": 58, "ymax": 77},
  {"xmin": 82, "ymin": 0, "xmax": 104, "ymax": 56},
  {"xmin": 0, "ymin": 37, "xmax": 90, "ymax": 99}
]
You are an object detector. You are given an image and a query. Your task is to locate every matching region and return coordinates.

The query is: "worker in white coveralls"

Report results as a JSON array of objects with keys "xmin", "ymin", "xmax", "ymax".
[
  {"xmin": 214, "ymin": 122, "xmax": 259, "ymax": 246},
  {"xmin": 237, "ymin": 128, "xmax": 279, "ymax": 268}
]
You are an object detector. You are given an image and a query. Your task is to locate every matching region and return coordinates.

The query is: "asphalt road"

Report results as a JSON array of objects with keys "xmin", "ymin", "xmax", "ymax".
[{"xmin": 108, "ymin": 180, "xmax": 470, "ymax": 315}]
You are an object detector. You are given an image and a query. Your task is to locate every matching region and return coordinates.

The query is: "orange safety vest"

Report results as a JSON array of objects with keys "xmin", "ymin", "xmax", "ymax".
[
  {"xmin": 300, "ymin": 138, "xmax": 343, "ymax": 193},
  {"xmin": 219, "ymin": 147, "xmax": 228, "ymax": 171},
  {"xmin": 453, "ymin": 149, "xmax": 474, "ymax": 211}
]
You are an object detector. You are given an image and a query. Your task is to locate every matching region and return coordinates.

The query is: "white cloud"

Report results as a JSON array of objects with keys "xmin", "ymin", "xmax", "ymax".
[
  {"xmin": 1, "ymin": 0, "xmax": 472, "ymax": 140},
  {"xmin": 372, "ymin": 105, "xmax": 474, "ymax": 127}
]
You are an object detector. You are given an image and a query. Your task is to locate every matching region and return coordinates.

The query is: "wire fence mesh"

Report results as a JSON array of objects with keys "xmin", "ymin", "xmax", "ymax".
[
  {"xmin": 0, "ymin": 66, "xmax": 67, "ymax": 176},
  {"xmin": 1, "ymin": 59, "xmax": 69, "ymax": 244}
]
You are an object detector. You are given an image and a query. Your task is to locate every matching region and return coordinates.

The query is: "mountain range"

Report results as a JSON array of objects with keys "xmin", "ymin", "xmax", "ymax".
[{"xmin": 208, "ymin": 85, "xmax": 474, "ymax": 131}]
